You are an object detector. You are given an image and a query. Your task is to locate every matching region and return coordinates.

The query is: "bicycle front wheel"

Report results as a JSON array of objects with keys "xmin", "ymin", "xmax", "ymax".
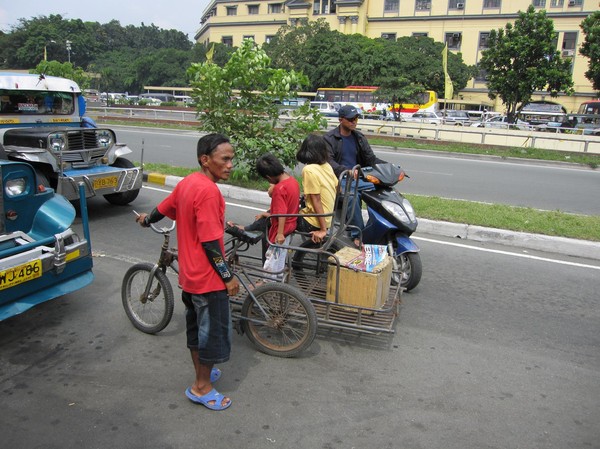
[
  {"xmin": 122, "ymin": 262, "xmax": 174, "ymax": 334},
  {"xmin": 241, "ymin": 283, "xmax": 317, "ymax": 357}
]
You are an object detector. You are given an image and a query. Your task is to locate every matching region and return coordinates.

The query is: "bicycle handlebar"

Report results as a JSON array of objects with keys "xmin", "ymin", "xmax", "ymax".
[{"xmin": 150, "ymin": 220, "xmax": 176, "ymax": 234}]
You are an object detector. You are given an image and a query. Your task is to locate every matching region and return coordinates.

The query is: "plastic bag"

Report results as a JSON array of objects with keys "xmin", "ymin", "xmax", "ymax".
[{"xmin": 262, "ymin": 236, "xmax": 291, "ymax": 280}]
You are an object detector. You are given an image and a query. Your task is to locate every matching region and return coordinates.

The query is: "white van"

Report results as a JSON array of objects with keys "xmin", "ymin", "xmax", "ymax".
[{"xmin": 174, "ymin": 95, "xmax": 194, "ymax": 105}]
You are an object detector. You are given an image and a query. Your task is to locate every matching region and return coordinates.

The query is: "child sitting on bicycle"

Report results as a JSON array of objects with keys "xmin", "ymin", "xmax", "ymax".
[{"xmin": 228, "ymin": 153, "xmax": 300, "ymax": 279}]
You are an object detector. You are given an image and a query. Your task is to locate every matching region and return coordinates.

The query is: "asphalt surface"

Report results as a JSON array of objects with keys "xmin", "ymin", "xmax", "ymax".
[{"xmin": 144, "ymin": 172, "xmax": 600, "ymax": 262}]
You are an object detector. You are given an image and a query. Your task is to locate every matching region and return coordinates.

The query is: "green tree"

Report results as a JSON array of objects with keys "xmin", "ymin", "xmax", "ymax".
[
  {"xmin": 479, "ymin": 5, "xmax": 574, "ymax": 122},
  {"xmin": 187, "ymin": 40, "xmax": 325, "ymax": 179},
  {"xmin": 373, "ymin": 76, "xmax": 426, "ymax": 115},
  {"xmin": 264, "ymin": 21, "xmax": 474, "ymax": 94},
  {"xmin": 579, "ymin": 11, "xmax": 600, "ymax": 93},
  {"xmin": 30, "ymin": 60, "xmax": 91, "ymax": 90}
]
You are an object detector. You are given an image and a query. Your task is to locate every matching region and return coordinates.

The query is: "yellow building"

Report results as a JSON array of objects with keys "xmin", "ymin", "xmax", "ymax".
[{"xmin": 195, "ymin": 0, "xmax": 597, "ymax": 112}]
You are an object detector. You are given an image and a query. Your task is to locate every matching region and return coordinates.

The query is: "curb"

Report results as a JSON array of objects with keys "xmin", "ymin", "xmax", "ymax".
[{"xmin": 143, "ymin": 172, "xmax": 600, "ymax": 262}]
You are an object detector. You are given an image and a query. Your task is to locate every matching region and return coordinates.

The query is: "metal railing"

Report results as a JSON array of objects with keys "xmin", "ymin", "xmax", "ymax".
[{"xmin": 88, "ymin": 106, "xmax": 600, "ymax": 155}]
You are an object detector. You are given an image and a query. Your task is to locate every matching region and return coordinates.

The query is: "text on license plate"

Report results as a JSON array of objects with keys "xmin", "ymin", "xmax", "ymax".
[
  {"xmin": 0, "ymin": 259, "xmax": 43, "ymax": 291},
  {"xmin": 93, "ymin": 176, "xmax": 119, "ymax": 190}
]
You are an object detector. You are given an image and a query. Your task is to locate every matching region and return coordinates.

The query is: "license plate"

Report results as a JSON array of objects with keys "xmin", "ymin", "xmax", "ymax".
[
  {"xmin": 93, "ymin": 176, "xmax": 118, "ymax": 190},
  {"xmin": 0, "ymin": 259, "xmax": 43, "ymax": 291}
]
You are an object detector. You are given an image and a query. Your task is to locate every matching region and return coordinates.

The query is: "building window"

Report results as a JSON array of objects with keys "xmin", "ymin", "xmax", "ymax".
[
  {"xmin": 269, "ymin": 3, "xmax": 283, "ymax": 13},
  {"xmin": 448, "ymin": 0, "xmax": 465, "ymax": 9},
  {"xmin": 381, "ymin": 33, "xmax": 397, "ymax": 40},
  {"xmin": 226, "ymin": 6, "xmax": 237, "ymax": 16},
  {"xmin": 550, "ymin": 0, "xmax": 564, "ymax": 6},
  {"xmin": 479, "ymin": 32, "xmax": 490, "ymax": 49},
  {"xmin": 445, "ymin": 32, "xmax": 462, "ymax": 50},
  {"xmin": 384, "ymin": 0, "xmax": 399, "ymax": 12},
  {"xmin": 313, "ymin": 0, "xmax": 336, "ymax": 14},
  {"xmin": 568, "ymin": 0, "xmax": 583, "ymax": 5},
  {"xmin": 415, "ymin": 0, "xmax": 431, "ymax": 10},
  {"xmin": 561, "ymin": 31, "xmax": 577, "ymax": 57},
  {"xmin": 483, "ymin": 0, "xmax": 501, "ymax": 7},
  {"xmin": 475, "ymin": 67, "xmax": 488, "ymax": 82},
  {"xmin": 222, "ymin": 36, "xmax": 233, "ymax": 47},
  {"xmin": 532, "ymin": 0, "xmax": 546, "ymax": 7},
  {"xmin": 248, "ymin": 5, "xmax": 259, "ymax": 14},
  {"xmin": 243, "ymin": 35, "xmax": 255, "ymax": 42},
  {"xmin": 265, "ymin": 35, "xmax": 276, "ymax": 44},
  {"xmin": 412, "ymin": 32, "xmax": 429, "ymax": 37}
]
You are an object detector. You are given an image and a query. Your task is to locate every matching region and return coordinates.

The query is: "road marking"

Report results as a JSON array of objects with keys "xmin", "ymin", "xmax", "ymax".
[
  {"xmin": 143, "ymin": 185, "xmax": 600, "ymax": 271},
  {"xmin": 414, "ymin": 236, "xmax": 600, "ymax": 270}
]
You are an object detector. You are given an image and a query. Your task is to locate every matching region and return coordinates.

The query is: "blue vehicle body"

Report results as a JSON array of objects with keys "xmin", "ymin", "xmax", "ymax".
[
  {"xmin": 0, "ymin": 159, "xmax": 93, "ymax": 321},
  {"xmin": 361, "ymin": 207, "xmax": 420, "ymax": 254}
]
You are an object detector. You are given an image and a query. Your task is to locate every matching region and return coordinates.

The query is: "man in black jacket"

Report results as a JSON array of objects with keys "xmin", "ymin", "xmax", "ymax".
[{"xmin": 323, "ymin": 105, "xmax": 386, "ymax": 243}]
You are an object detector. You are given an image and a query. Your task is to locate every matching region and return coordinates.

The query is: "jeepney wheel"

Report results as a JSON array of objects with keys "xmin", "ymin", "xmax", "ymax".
[{"xmin": 103, "ymin": 157, "xmax": 140, "ymax": 206}]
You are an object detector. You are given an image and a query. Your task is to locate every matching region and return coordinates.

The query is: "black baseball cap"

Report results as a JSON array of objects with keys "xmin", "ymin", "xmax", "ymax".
[{"xmin": 338, "ymin": 105, "xmax": 360, "ymax": 119}]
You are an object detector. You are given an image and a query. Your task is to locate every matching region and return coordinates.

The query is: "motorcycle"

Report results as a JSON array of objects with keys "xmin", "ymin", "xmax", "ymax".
[
  {"xmin": 355, "ymin": 163, "xmax": 421, "ymax": 291},
  {"xmin": 292, "ymin": 163, "xmax": 422, "ymax": 291}
]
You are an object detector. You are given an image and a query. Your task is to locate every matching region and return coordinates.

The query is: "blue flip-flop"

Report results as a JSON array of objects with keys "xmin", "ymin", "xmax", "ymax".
[
  {"xmin": 210, "ymin": 367, "xmax": 221, "ymax": 383},
  {"xmin": 185, "ymin": 387, "xmax": 231, "ymax": 411}
]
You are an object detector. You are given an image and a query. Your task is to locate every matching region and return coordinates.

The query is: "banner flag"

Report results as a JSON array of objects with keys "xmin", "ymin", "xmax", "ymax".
[{"xmin": 442, "ymin": 43, "xmax": 454, "ymax": 100}]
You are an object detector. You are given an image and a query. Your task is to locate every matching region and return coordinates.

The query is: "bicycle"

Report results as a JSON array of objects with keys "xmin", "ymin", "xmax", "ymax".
[{"xmin": 121, "ymin": 220, "xmax": 318, "ymax": 357}]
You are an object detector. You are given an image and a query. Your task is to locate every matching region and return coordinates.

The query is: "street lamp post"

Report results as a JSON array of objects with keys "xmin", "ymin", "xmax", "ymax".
[
  {"xmin": 66, "ymin": 40, "xmax": 72, "ymax": 63},
  {"xmin": 44, "ymin": 40, "xmax": 56, "ymax": 61}
]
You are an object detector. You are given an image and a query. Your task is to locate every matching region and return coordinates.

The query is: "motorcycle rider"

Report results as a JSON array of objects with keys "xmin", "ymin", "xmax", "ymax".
[{"xmin": 323, "ymin": 105, "xmax": 387, "ymax": 244}]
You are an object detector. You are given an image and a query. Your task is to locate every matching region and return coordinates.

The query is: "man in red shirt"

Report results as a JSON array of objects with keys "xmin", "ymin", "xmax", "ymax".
[{"xmin": 136, "ymin": 133, "xmax": 239, "ymax": 411}]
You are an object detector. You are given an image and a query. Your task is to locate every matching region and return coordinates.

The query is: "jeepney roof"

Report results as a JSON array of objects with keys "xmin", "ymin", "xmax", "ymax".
[{"xmin": 0, "ymin": 72, "xmax": 81, "ymax": 93}]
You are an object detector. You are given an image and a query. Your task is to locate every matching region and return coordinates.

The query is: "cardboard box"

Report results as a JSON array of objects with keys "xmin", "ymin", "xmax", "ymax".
[{"xmin": 326, "ymin": 247, "xmax": 392, "ymax": 309}]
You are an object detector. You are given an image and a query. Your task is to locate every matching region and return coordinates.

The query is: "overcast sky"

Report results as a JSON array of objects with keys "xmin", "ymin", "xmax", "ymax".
[{"xmin": 0, "ymin": 0, "xmax": 211, "ymax": 41}]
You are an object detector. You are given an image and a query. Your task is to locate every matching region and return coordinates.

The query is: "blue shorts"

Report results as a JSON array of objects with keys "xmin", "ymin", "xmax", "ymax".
[{"xmin": 182, "ymin": 290, "xmax": 232, "ymax": 364}]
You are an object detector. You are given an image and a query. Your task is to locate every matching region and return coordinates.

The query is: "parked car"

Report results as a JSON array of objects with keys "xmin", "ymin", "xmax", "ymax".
[
  {"xmin": 0, "ymin": 156, "xmax": 93, "ymax": 321},
  {"xmin": 404, "ymin": 111, "xmax": 444, "ymax": 125},
  {"xmin": 440, "ymin": 110, "xmax": 471, "ymax": 126},
  {"xmin": 471, "ymin": 115, "xmax": 530, "ymax": 131},
  {"xmin": 310, "ymin": 101, "xmax": 341, "ymax": 117}
]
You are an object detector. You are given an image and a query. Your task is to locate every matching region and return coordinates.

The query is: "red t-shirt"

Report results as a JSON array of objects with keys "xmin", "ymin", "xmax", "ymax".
[
  {"xmin": 268, "ymin": 176, "xmax": 300, "ymax": 243},
  {"xmin": 157, "ymin": 172, "xmax": 226, "ymax": 294}
]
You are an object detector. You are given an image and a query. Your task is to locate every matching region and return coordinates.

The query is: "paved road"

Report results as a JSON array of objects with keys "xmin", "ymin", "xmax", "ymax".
[
  {"xmin": 112, "ymin": 125, "xmax": 600, "ymax": 216},
  {"xmin": 1, "ymin": 186, "xmax": 598, "ymax": 448}
]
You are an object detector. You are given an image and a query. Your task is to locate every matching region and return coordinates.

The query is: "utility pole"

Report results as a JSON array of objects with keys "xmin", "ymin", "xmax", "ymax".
[{"xmin": 66, "ymin": 40, "xmax": 72, "ymax": 63}]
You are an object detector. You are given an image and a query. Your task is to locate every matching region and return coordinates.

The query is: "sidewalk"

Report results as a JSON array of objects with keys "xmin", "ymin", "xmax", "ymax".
[{"xmin": 145, "ymin": 172, "xmax": 600, "ymax": 262}]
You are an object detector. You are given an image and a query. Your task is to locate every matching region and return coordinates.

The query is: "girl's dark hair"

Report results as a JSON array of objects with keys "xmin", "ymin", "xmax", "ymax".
[
  {"xmin": 197, "ymin": 133, "xmax": 230, "ymax": 159},
  {"xmin": 256, "ymin": 153, "xmax": 285, "ymax": 179},
  {"xmin": 296, "ymin": 133, "xmax": 329, "ymax": 165}
]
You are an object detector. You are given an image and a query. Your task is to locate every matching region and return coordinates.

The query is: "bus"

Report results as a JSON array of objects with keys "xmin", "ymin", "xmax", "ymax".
[{"xmin": 314, "ymin": 86, "xmax": 438, "ymax": 117}]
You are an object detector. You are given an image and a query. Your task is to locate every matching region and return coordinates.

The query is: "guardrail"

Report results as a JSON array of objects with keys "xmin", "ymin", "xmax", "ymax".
[{"xmin": 89, "ymin": 107, "xmax": 600, "ymax": 155}]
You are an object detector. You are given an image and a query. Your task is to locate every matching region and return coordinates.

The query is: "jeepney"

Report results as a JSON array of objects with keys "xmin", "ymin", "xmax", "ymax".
[
  {"xmin": 0, "ymin": 156, "xmax": 93, "ymax": 320},
  {"xmin": 0, "ymin": 72, "xmax": 141, "ymax": 205}
]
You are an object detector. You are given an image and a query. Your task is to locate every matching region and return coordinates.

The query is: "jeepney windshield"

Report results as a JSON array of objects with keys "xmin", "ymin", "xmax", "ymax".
[{"xmin": 0, "ymin": 90, "xmax": 75, "ymax": 115}]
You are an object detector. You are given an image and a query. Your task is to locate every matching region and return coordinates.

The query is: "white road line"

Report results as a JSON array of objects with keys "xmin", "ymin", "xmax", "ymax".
[{"xmin": 414, "ymin": 236, "xmax": 600, "ymax": 270}]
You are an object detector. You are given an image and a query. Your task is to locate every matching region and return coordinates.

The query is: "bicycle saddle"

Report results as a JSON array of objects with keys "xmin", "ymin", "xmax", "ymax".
[{"xmin": 225, "ymin": 225, "xmax": 264, "ymax": 245}]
